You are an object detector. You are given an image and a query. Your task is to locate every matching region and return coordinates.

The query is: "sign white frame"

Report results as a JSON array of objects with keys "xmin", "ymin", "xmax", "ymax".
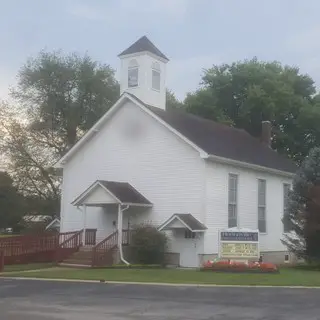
[{"xmin": 218, "ymin": 227, "xmax": 260, "ymax": 260}]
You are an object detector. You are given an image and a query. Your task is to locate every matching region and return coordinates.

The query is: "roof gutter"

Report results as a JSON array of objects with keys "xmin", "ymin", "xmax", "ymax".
[{"xmin": 205, "ymin": 154, "xmax": 295, "ymax": 178}]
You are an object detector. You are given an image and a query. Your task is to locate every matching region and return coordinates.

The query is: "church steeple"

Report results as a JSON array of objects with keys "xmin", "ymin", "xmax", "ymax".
[
  {"xmin": 118, "ymin": 36, "xmax": 169, "ymax": 61},
  {"xmin": 118, "ymin": 36, "xmax": 169, "ymax": 110}
]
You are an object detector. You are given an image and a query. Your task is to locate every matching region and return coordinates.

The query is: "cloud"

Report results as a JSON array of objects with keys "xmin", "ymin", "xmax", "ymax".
[
  {"xmin": 66, "ymin": 0, "xmax": 190, "ymax": 22},
  {"xmin": 67, "ymin": 3, "xmax": 105, "ymax": 21},
  {"xmin": 284, "ymin": 24, "xmax": 320, "ymax": 89},
  {"xmin": 128, "ymin": 0, "xmax": 189, "ymax": 18},
  {"xmin": 286, "ymin": 24, "xmax": 320, "ymax": 53}
]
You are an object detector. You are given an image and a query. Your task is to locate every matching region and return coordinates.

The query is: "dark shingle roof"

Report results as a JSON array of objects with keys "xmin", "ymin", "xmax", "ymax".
[
  {"xmin": 126, "ymin": 93, "xmax": 297, "ymax": 173},
  {"xmin": 118, "ymin": 36, "xmax": 169, "ymax": 61},
  {"xmin": 175, "ymin": 214, "xmax": 207, "ymax": 231},
  {"xmin": 98, "ymin": 180, "xmax": 152, "ymax": 205},
  {"xmin": 159, "ymin": 213, "xmax": 207, "ymax": 231}
]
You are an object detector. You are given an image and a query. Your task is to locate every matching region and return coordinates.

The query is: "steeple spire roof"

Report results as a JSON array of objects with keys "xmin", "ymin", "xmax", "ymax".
[{"xmin": 118, "ymin": 36, "xmax": 169, "ymax": 61}]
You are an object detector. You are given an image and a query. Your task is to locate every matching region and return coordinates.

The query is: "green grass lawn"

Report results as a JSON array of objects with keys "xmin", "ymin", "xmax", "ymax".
[
  {"xmin": 2, "ymin": 263, "xmax": 55, "ymax": 273},
  {"xmin": 2, "ymin": 267, "xmax": 320, "ymax": 287}
]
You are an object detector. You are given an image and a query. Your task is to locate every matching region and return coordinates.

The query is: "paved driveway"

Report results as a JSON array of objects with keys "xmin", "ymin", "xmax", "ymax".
[{"xmin": 0, "ymin": 278, "xmax": 319, "ymax": 319}]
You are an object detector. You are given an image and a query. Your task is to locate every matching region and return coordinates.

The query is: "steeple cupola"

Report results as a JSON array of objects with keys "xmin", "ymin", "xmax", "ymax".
[{"xmin": 118, "ymin": 36, "xmax": 169, "ymax": 110}]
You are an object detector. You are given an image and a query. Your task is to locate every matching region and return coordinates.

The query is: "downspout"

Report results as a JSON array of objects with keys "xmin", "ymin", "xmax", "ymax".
[{"xmin": 118, "ymin": 204, "xmax": 130, "ymax": 265}]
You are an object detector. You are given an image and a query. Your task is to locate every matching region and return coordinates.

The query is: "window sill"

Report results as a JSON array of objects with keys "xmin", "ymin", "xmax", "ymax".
[
  {"xmin": 151, "ymin": 88, "xmax": 160, "ymax": 92},
  {"xmin": 259, "ymin": 232, "xmax": 267, "ymax": 235}
]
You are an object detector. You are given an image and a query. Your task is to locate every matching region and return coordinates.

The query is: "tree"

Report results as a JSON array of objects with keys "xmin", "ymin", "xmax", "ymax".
[
  {"xmin": 282, "ymin": 147, "xmax": 320, "ymax": 261},
  {"xmin": 0, "ymin": 172, "xmax": 24, "ymax": 231},
  {"xmin": 0, "ymin": 103, "xmax": 60, "ymax": 216},
  {"xmin": 184, "ymin": 58, "xmax": 320, "ymax": 163},
  {"xmin": 184, "ymin": 89, "xmax": 233, "ymax": 125},
  {"xmin": 166, "ymin": 89, "xmax": 184, "ymax": 110},
  {"xmin": 11, "ymin": 50, "xmax": 120, "ymax": 155},
  {"xmin": 1, "ymin": 50, "xmax": 119, "ymax": 215}
]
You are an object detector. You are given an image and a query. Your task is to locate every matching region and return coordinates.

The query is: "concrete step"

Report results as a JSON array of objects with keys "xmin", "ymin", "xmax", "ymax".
[
  {"xmin": 79, "ymin": 246, "xmax": 94, "ymax": 252},
  {"xmin": 72, "ymin": 251, "xmax": 93, "ymax": 259},
  {"xmin": 59, "ymin": 263, "xmax": 92, "ymax": 268},
  {"xmin": 63, "ymin": 258, "xmax": 92, "ymax": 265}
]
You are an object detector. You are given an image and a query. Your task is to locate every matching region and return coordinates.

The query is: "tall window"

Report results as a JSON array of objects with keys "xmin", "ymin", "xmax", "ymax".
[
  {"xmin": 258, "ymin": 179, "xmax": 266, "ymax": 233},
  {"xmin": 283, "ymin": 184, "xmax": 291, "ymax": 233},
  {"xmin": 128, "ymin": 59, "xmax": 139, "ymax": 88},
  {"xmin": 151, "ymin": 62, "xmax": 160, "ymax": 91},
  {"xmin": 228, "ymin": 174, "xmax": 238, "ymax": 228}
]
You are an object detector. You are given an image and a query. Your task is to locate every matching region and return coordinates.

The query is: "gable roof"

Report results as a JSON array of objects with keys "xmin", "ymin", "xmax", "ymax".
[
  {"xmin": 55, "ymin": 92, "xmax": 296, "ymax": 175},
  {"xmin": 97, "ymin": 180, "xmax": 152, "ymax": 205},
  {"xmin": 118, "ymin": 36, "xmax": 169, "ymax": 61},
  {"xmin": 72, "ymin": 180, "xmax": 152, "ymax": 207},
  {"xmin": 124, "ymin": 92, "xmax": 296, "ymax": 174},
  {"xmin": 158, "ymin": 213, "xmax": 207, "ymax": 232},
  {"xmin": 145, "ymin": 104, "xmax": 297, "ymax": 174}
]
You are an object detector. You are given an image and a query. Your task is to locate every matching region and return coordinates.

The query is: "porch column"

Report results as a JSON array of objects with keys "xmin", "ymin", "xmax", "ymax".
[
  {"xmin": 83, "ymin": 204, "xmax": 87, "ymax": 245},
  {"xmin": 117, "ymin": 204, "xmax": 123, "ymax": 247}
]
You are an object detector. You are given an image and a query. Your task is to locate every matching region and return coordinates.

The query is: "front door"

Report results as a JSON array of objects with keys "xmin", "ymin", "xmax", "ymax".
[{"xmin": 179, "ymin": 230, "xmax": 200, "ymax": 268}]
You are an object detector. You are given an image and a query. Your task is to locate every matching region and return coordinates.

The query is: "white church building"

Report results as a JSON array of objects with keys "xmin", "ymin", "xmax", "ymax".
[{"xmin": 55, "ymin": 36, "xmax": 296, "ymax": 267}]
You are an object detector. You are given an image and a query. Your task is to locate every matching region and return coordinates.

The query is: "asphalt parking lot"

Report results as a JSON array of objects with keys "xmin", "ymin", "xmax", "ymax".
[{"xmin": 0, "ymin": 278, "xmax": 319, "ymax": 319}]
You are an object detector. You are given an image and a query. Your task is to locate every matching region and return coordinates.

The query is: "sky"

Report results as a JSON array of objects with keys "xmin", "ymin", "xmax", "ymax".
[{"xmin": 0, "ymin": 0, "xmax": 320, "ymax": 100}]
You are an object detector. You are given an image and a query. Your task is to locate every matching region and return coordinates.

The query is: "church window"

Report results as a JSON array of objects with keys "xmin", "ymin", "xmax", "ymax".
[
  {"xmin": 128, "ymin": 59, "xmax": 139, "ymax": 88},
  {"xmin": 152, "ymin": 61, "xmax": 160, "ymax": 91}
]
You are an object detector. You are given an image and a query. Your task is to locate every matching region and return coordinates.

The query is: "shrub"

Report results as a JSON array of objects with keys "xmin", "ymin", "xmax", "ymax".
[{"xmin": 129, "ymin": 223, "xmax": 168, "ymax": 265}]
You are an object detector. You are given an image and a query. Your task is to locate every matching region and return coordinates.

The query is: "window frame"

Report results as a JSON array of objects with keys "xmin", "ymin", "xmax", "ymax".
[
  {"xmin": 184, "ymin": 229, "xmax": 196, "ymax": 239},
  {"xmin": 128, "ymin": 59, "xmax": 139, "ymax": 88},
  {"xmin": 257, "ymin": 179, "xmax": 267, "ymax": 233},
  {"xmin": 151, "ymin": 62, "xmax": 161, "ymax": 91},
  {"xmin": 228, "ymin": 173, "xmax": 238, "ymax": 228}
]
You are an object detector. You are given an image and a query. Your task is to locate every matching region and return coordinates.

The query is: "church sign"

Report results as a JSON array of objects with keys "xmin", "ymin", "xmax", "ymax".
[{"xmin": 219, "ymin": 228, "xmax": 259, "ymax": 260}]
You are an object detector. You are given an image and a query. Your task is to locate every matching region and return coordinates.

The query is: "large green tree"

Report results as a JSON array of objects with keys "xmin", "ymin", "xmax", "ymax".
[
  {"xmin": 0, "ymin": 172, "xmax": 24, "ymax": 231},
  {"xmin": 0, "ymin": 103, "xmax": 60, "ymax": 216},
  {"xmin": 1, "ymin": 50, "xmax": 120, "ymax": 216},
  {"xmin": 282, "ymin": 147, "xmax": 320, "ymax": 261},
  {"xmin": 184, "ymin": 58, "xmax": 320, "ymax": 163},
  {"xmin": 11, "ymin": 50, "xmax": 120, "ymax": 155}
]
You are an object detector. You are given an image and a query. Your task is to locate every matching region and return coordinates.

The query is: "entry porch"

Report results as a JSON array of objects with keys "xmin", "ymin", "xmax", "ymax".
[{"xmin": 71, "ymin": 180, "xmax": 153, "ymax": 246}]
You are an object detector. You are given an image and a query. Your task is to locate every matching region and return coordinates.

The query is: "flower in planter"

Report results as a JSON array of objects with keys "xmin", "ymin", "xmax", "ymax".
[
  {"xmin": 260, "ymin": 262, "xmax": 278, "ymax": 271},
  {"xmin": 201, "ymin": 259, "xmax": 278, "ymax": 272}
]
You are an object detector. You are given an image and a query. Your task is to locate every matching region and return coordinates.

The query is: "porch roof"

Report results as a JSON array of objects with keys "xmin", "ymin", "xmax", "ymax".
[
  {"xmin": 158, "ymin": 213, "xmax": 207, "ymax": 232},
  {"xmin": 71, "ymin": 180, "xmax": 152, "ymax": 207}
]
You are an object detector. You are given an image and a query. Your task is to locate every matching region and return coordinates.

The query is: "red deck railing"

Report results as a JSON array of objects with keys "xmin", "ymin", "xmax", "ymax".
[
  {"xmin": 0, "ymin": 250, "xmax": 4, "ymax": 272},
  {"xmin": 92, "ymin": 231, "xmax": 118, "ymax": 267},
  {"xmin": 55, "ymin": 230, "xmax": 83, "ymax": 263},
  {"xmin": 0, "ymin": 232, "xmax": 59, "ymax": 265},
  {"xmin": 91, "ymin": 229, "xmax": 131, "ymax": 267},
  {"xmin": 0, "ymin": 228, "xmax": 130, "ymax": 269}
]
